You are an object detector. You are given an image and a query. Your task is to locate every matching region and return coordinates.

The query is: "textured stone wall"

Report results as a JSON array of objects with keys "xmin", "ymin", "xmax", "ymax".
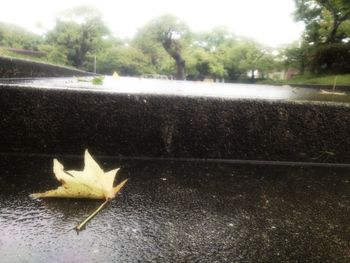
[{"xmin": 0, "ymin": 84, "xmax": 349, "ymax": 163}]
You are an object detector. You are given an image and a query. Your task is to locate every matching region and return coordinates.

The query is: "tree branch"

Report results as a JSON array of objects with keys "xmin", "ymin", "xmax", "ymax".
[
  {"xmin": 319, "ymin": 0, "xmax": 338, "ymax": 17},
  {"xmin": 340, "ymin": 10, "xmax": 350, "ymax": 21}
]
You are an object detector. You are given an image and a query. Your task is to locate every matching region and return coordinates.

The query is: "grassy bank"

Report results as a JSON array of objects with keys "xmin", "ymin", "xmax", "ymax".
[
  {"xmin": 0, "ymin": 47, "xmax": 50, "ymax": 63},
  {"xmin": 259, "ymin": 74, "xmax": 350, "ymax": 86}
]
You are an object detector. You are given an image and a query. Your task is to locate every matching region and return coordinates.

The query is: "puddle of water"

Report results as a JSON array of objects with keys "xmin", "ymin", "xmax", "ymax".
[{"xmin": 1, "ymin": 155, "xmax": 350, "ymax": 262}]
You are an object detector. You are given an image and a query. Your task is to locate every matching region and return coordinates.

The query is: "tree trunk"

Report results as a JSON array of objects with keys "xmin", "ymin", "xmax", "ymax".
[
  {"xmin": 162, "ymin": 39, "xmax": 186, "ymax": 80},
  {"xmin": 327, "ymin": 20, "xmax": 340, "ymax": 44},
  {"xmin": 176, "ymin": 59, "xmax": 185, "ymax": 80},
  {"xmin": 251, "ymin": 69, "xmax": 255, "ymax": 82}
]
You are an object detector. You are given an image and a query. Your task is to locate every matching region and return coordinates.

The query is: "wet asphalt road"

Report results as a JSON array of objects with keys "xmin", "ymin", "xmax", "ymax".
[{"xmin": 0, "ymin": 154, "xmax": 349, "ymax": 262}]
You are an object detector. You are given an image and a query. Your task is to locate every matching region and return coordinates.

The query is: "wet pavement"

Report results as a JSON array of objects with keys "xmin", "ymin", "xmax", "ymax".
[
  {"xmin": 1, "ymin": 76, "xmax": 350, "ymax": 102},
  {"xmin": 0, "ymin": 154, "xmax": 349, "ymax": 262}
]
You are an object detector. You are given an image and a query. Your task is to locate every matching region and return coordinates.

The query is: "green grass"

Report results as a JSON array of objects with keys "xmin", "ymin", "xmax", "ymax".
[{"xmin": 259, "ymin": 74, "xmax": 350, "ymax": 86}]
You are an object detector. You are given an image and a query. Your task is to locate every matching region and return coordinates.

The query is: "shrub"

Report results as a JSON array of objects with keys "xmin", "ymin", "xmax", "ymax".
[{"xmin": 310, "ymin": 43, "xmax": 350, "ymax": 74}]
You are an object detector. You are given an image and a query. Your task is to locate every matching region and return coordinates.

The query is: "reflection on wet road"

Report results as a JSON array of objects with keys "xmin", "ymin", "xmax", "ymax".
[{"xmin": 1, "ymin": 77, "xmax": 349, "ymax": 103}]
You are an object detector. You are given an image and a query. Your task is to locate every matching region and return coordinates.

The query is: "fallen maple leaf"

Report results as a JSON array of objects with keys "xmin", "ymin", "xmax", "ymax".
[
  {"xmin": 31, "ymin": 150, "xmax": 127, "ymax": 199},
  {"xmin": 31, "ymin": 149, "xmax": 128, "ymax": 231}
]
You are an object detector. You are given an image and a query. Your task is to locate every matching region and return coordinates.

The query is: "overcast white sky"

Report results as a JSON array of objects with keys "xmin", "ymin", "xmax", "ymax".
[{"xmin": 0, "ymin": 0, "xmax": 304, "ymax": 47}]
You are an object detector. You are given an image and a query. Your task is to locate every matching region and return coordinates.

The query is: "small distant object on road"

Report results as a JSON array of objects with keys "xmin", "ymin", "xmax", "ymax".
[
  {"xmin": 113, "ymin": 71, "xmax": 119, "ymax": 79},
  {"xmin": 141, "ymin": 74, "xmax": 170, "ymax": 80}
]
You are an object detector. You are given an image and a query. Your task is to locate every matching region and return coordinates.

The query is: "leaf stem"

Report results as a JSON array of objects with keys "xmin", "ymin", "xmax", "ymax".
[{"xmin": 75, "ymin": 199, "xmax": 109, "ymax": 232}]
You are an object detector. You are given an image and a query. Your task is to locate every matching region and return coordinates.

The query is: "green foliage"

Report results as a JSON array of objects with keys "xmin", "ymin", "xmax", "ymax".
[
  {"xmin": 135, "ymin": 22, "xmax": 277, "ymax": 82},
  {"xmin": 281, "ymin": 42, "xmax": 310, "ymax": 73},
  {"xmin": 0, "ymin": 7, "xmax": 281, "ymax": 81},
  {"xmin": 135, "ymin": 15, "xmax": 191, "ymax": 79},
  {"xmin": 219, "ymin": 39, "xmax": 275, "ymax": 81},
  {"xmin": 194, "ymin": 26, "xmax": 233, "ymax": 52},
  {"xmin": 185, "ymin": 47, "xmax": 226, "ymax": 80},
  {"xmin": 290, "ymin": 0, "xmax": 350, "ymax": 75},
  {"xmin": 92, "ymin": 76, "xmax": 104, "ymax": 85},
  {"xmin": 46, "ymin": 6, "xmax": 110, "ymax": 68},
  {"xmin": 39, "ymin": 44, "xmax": 68, "ymax": 65},
  {"xmin": 294, "ymin": 0, "xmax": 350, "ymax": 44},
  {"xmin": 0, "ymin": 22, "xmax": 42, "ymax": 50},
  {"xmin": 133, "ymin": 27, "xmax": 175, "ymax": 75},
  {"xmin": 95, "ymin": 46, "xmax": 154, "ymax": 76},
  {"xmin": 310, "ymin": 43, "xmax": 350, "ymax": 73}
]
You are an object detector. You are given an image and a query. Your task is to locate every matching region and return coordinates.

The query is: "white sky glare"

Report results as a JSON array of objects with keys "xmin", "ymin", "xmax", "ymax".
[{"xmin": 0, "ymin": 0, "xmax": 304, "ymax": 47}]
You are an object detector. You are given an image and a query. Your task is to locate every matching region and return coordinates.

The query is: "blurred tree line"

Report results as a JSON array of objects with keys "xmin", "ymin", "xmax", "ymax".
[
  {"xmin": 0, "ymin": 2, "xmax": 349, "ymax": 80},
  {"xmin": 0, "ymin": 6, "xmax": 278, "ymax": 81}
]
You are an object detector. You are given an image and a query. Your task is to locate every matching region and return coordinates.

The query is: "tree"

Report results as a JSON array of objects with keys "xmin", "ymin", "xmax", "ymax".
[
  {"xmin": 133, "ymin": 29, "xmax": 174, "ymax": 76},
  {"xmin": 39, "ymin": 44, "xmax": 68, "ymax": 65},
  {"xmin": 319, "ymin": 0, "xmax": 350, "ymax": 43},
  {"xmin": 93, "ymin": 45, "xmax": 154, "ymax": 76},
  {"xmin": 188, "ymin": 27, "xmax": 240, "ymax": 81},
  {"xmin": 294, "ymin": 0, "xmax": 350, "ymax": 44},
  {"xmin": 46, "ymin": 6, "xmax": 109, "ymax": 69},
  {"xmin": 220, "ymin": 39, "xmax": 272, "ymax": 82},
  {"xmin": 281, "ymin": 42, "xmax": 309, "ymax": 73},
  {"xmin": 185, "ymin": 47, "xmax": 227, "ymax": 80},
  {"xmin": 294, "ymin": 1, "xmax": 350, "ymax": 73},
  {"xmin": 135, "ymin": 15, "xmax": 191, "ymax": 80},
  {"xmin": 194, "ymin": 26, "xmax": 233, "ymax": 52}
]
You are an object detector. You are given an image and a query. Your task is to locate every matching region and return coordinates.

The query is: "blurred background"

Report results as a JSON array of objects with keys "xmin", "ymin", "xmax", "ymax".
[{"xmin": 0, "ymin": 0, "xmax": 349, "ymax": 84}]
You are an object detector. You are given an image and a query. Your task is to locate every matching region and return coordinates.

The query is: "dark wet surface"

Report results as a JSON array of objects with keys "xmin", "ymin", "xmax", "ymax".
[
  {"xmin": 0, "ymin": 154, "xmax": 349, "ymax": 262},
  {"xmin": 1, "ymin": 77, "xmax": 350, "ymax": 103}
]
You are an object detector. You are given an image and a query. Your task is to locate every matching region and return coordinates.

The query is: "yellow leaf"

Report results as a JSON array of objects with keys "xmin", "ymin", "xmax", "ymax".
[{"xmin": 31, "ymin": 150, "xmax": 128, "ymax": 200}]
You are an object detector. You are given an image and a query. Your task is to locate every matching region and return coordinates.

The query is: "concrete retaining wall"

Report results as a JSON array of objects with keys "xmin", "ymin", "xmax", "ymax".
[
  {"xmin": 0, "ymin": 56, "xmax": 93, "ymax": 78},
  {"xmin": 0, "ymin": 84, "xmax": 349, "ymax": 163}
]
